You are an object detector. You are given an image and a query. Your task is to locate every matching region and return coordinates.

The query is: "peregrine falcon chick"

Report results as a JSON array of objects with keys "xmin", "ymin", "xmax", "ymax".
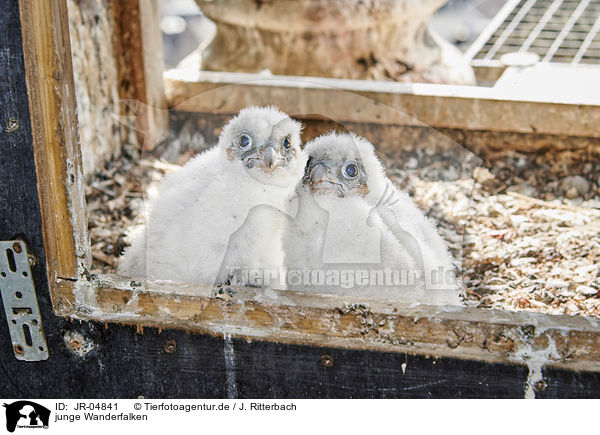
[
  {"xmin": 119, "ymin": 106, "xmax": 306, "ymax": 285},
  {"xmin": 284, "ymin": 132, "xmax": 460, "ymax": 305}
]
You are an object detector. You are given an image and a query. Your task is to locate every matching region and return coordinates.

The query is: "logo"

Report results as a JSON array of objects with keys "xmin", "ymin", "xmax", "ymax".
[{"xmin": 3, "ymin": 401, "xmax": 50, "ymax": 432}]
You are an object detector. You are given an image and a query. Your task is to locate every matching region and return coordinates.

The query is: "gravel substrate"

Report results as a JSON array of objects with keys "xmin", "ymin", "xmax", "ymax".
[
  {"xmin": 86, "ymin": 140, "xmax": 600, "ymax": 317},
  {"xmin": 384, "ymin": 144, "xmax": 600, "ymax": 316}
]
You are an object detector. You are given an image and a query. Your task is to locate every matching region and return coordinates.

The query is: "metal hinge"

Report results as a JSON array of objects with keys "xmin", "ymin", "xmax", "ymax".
[{"xmin": 0, "ymin": 241, "xmax": 49, "ymax": 361}]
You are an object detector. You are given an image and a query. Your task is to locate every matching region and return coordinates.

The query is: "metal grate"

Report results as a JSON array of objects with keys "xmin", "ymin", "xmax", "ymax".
[{"xmin": 467, "ymin": 0, "xmax": 600, "ymax": 64}]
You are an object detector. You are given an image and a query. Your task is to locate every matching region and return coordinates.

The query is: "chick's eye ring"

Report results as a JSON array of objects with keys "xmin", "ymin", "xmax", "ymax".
[
  {"xmin": 343, "ymin": 162, "xmax": 359, "ymax": 179},
  {"xmin": 239, "ymin": 133, "xmax": 252, "ymax": 149},
  {"xmin": 283, "ymin": 136, "xmax": 291, "ymax": 149}
]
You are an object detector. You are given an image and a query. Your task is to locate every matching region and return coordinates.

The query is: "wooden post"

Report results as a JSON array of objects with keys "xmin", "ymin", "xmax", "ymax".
[
  {"xmin": 113, "ymin": 0, "xmax": 168, "ymax": 150},
  {"xmin": 18, "ymin": 0, "xmax": 90, "ymax": 295}
]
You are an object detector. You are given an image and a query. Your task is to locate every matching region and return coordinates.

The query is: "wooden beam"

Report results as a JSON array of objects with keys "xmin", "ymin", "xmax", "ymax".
[
  {"xmin": 164, "ymin": 70, "xmax": 600, "ymax": 139},
  {"xmin": 59, "ymin": 273, "xmax": 600, "ymax": 373},
  {"xmin": 113, "ymin": 0, "xmax": 168, "ymax": 150},
  {"xmin": 169, "ymin": 111, "xmax": 600, "ymax": 159},
  {"xmin": 18, "ymin": 0, "xmax": 90, "ymax": 298}
]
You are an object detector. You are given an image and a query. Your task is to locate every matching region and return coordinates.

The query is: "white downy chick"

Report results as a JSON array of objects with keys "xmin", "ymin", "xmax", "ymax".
[
  {"xmin": 119, "ymin": 106, "xmax": 306, "ymax": 286},
  {"xmin": 283, "ymin": 132, "xmax": 460, "ymax": 305}
]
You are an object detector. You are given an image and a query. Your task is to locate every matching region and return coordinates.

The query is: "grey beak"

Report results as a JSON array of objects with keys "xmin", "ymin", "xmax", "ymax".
[
  {"xmin": 263, "ymin": 146, "xmax": 278, "ymax": 168},
  {"xmin": 310, "ymin": 163, "xmax": 328, "ymax": 182}
]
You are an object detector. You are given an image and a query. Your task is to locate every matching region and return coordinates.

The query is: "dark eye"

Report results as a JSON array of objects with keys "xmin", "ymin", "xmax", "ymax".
[
  {"xmin": 343, "ymin": 162, "xmax": 359, "ymax": 179},
  {"xmin": 240, "ymin": 133, "xmax": 252, "ymax": 149},
  {"xmin": 283, "ymin": 136, "xmax": 291, "ymax": 149}
]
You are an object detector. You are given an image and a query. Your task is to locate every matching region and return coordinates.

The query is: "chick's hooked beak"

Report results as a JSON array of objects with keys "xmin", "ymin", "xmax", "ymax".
[
  {"xmin": 309, "ymin": 162, "xmax": 328, "ymax": 183},
  {"xmin": 306, "ymin": 161, "xmax": 344, "ymax": 195},
  {"xmin": 262, "ymin": 145, "xmax": 278, "ymax": 169}
]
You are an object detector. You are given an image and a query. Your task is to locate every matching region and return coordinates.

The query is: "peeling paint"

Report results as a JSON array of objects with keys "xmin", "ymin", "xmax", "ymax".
[{"xmin": 73, "ymin": 271, "xmax": 98, "ymax": 315}]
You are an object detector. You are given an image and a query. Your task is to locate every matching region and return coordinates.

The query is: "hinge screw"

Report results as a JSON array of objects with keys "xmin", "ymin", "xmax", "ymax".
[
  {"xmin": 320, "ymin": 354, "xmax": 334, "ymax": 368},
  {"xmin": 163, "ymin": 340, "xmax": 177, "ymax": 354},
  {"xmin": 6, "ymin": 118, "xmax": 19, "ymax": 133}
]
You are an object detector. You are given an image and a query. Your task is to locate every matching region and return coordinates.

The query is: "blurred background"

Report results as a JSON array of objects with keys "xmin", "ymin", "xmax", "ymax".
[
  {"xmin": 158, "ymin": 0, "xmax": 600, "ymax": 89},
  {"xmin": 159, "ymin": 0, "xmax": 505, "ymax": 69}
]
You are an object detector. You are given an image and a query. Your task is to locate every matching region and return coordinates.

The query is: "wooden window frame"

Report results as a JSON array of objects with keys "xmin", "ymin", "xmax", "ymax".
[{"xmin": 19, "ymin": 0, "xmax": 600, "ymax": 373}]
